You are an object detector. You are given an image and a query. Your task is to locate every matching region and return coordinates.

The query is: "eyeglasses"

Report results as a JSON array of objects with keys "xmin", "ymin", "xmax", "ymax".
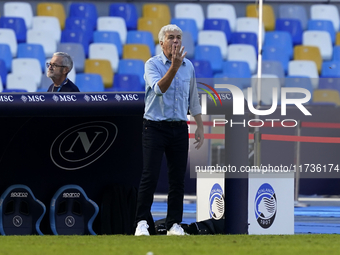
[{"xmin": 46, "ymin": 62, "xmax": 66, "ymax": 69}]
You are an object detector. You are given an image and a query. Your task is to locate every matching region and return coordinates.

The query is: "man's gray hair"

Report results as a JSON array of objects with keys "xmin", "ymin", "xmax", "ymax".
[
  {"xmin": 53, "ymin": 52, "xmax": 73, "ymax": 73},
  {"xmin": 158, "ymin": 24, "xmax": 183, "ymax": 43}
]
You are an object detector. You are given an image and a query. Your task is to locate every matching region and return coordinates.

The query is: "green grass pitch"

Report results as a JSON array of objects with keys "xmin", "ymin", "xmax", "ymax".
[{"xmin": 0, "ymin": 235, "xmax": 340, "ymax": 255}]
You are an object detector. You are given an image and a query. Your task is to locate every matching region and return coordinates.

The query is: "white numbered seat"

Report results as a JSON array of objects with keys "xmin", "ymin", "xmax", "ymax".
[
  {"xmin": 0, "ymin": 29, "xmax": 17, "ymax": 57},
  {"xmin": 288, "ymin": 60, "xmax": 319, "ymax": 89},
  {"xmin": 32, "ymin": 16, "xmax": 61, "ymax": 43},
  {"xmin": 4, "ymin": 2, "xmax": 33, "ymax": 29},
  {"xmin": 228, "ymin": 44, "xmax": 257, "ymax": 74},
  {"xmin": 174, "ymin": 3, "xmax": 204, "ymax": 31},
  {"xmin": 12, "ymin": 58, "xmax": 42, "ymax": 88},
  {"xmin": 207, "ymin": 4, "xmax": 236, "ymax": 31},
  {"xmin": 97, "ymin": 17, "xmax": 127, "ymax": 44},
  {"xmin": 27, "ymin": 29, "xmax": 57, "ymax": 58},
  {"xmin": 198, "ymin": 31, "xmax": 228, "ymax": 59},
  {"xmin": 236, "ymin": 17, "xmax": 265, "ymax": 45},
  {"xmin": 247, "ymin": 74, "xmax": 281, "ymax": 105},
  {"xmin": 89, "ymin": 43, "xmax": 119, "ymax": 72},
  {"xmin": 6, "ymin": 73, "xmax": 37, "ymax": 92},
  {"xmin": 303, "ymin": 31, "xmax": 333, "ymax": 61},
  {"xmin": 311, "ymin": 4, "xmax": 339, "ymax": 31}
]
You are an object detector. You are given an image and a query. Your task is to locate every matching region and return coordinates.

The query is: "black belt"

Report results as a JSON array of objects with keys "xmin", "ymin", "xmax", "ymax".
[{"xmin": 143, "ymin": 119, "xmax": 187, "ymax": 127}]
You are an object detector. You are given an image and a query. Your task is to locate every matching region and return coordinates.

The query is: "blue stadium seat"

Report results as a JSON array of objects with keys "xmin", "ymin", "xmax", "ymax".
[
  {"xmin": 261, "ymin": 61, "xmax": 285, "ymax": 78},
  {"xmin": 0, "ymin": 59, "xmax": 7, "ymax": 87},
  {"xmin": 0, "ymin": 44, "xmax": 12, "ymax": 72},
  {"xmin": 230, "ymin": 32, "xmax": 258, "ymax": 55},
  {"xmin": 0, "ymin": 17, "xmax": 26, "ymax": 43},
  {"xmin": 50, "ymin": 185, "xmax": 99, "ymax": 235},
  {"xmin": 182, "ymin": 31, "xmax": 195, "ymax": 59},
  {"xmin": 2, "ymin": 89, "xmax": 27, "ymax": 92},
  {"xmin": 75, "ymin": 73, "xmax": 104, "ymax": 92},
  {"xmin": 195, "ymin": 45, "xmax": 223, "ymax": 73},
  {"xmin": 308, "ymin": 20, "xmax": 335, "ymax": 44},
  {"xmin": 0, "ymin": 184, "xmax": 45, "ymax": 235},
  {"xmin": 69, "ymin": 3, "xmax": 97, "ymax": 31},
  {"xmin": 321, "ymin": 61, "xmax": 340, "ymax": 77},
  {"xmin": 319, "ymin": 77, "xmax": 340, "ymax": 92},
  {"xmin": 279, "ymin": 4, "xmax": 308, "ymax": 30},
  {"xmin": 204, "ymin": 18, "xmax": 232, "ymax": 43},
  {"xmin": 17, "ymin": 43, "xmax": 45, "ymax": 70},
  {"xmin": 285, "ymin": 75, "xmax": 313, "ymax": 92},
  {"xmin": 126, "ymin": 31, "xmax": 155, "ymax": 56},
  {"xmin": 333, "ymin": 46, "xmax": 340, "ymax": 61},
  {"xmin": 214, "ymin": 60, "xmax": 252, "ymax": 89},
  {"xmin": 261, "ymin": 61, "xmax": 285, "ymax": 87},
  {"xmin": 117, "ymin": 59, "xmax": 145, "ymax": 86},
  {"xmin": 57, "ymin": 43, "xmax": 85, "ymax": 73},
  {"xmin": 170, "ymin": 18, "xmax": 198, "ymax": 44},
  {"xmin": 222, "ymin": 60, "xmax": 251, "ymax": 78},
  {"xmin": 262, "ymin": 46, "xmax": 290, "ymax": 74},
  {"xmin": 275, "ymin": 18, "xmax": 303, "ymax": 45},
  {"xmin": 264, "ymin": 31, "xmax": 293, "ymax": 60},
  {"xmin": 112, "ymin": 74, "xmax": 143, "ymax": 91},
  {"xmin": 191, "ymin": 60, "xmax": 213, "ymax": 78},
  {"xmin": 285, "ymin": 75, "xmax": 314, "ymax": 101},
  {"xmin": 109, "ymin": 3, "xmax": 138, "ymax": 30},
  {"xmin": 65, "ymin": 17, "xmax": 94, "ymax": 43},
  {"xmin": 93, "ymin": 31, "xmax": 122, "ymax": 58},
  {"xmin": 61, "ymin": 29, "xmax": 91, "ymax": 57},
  {"xmin": 213, "ymin": 73, "xmax": 247, "ymax": 90}
]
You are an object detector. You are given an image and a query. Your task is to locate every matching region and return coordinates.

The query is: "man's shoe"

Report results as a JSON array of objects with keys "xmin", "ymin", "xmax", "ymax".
[
  {"xmin": 167, "ymin": 223, "xmax": 185, "ymax": 236},
  {"xmin": 135, "ymin": 220, "xmax": 150, "ymax": 236}
]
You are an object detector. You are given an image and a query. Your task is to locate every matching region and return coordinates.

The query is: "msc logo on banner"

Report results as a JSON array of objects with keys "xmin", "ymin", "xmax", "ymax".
[
  {"xmin": 50, "ymin": 121, "xmax": 118, "ymax": 170},
  {"xmin": 254, "ymin": 183, "xmax": 277, "ymax": 229},
  {"xmin": 209, "ymin": 183, "xmax": 224, "ymax": 220}
]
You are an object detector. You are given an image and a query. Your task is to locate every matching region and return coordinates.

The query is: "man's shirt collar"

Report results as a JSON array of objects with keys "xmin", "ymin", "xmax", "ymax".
[{"xmin": 160, "ymin": 51, "xmax": 186, "ymax": 66}]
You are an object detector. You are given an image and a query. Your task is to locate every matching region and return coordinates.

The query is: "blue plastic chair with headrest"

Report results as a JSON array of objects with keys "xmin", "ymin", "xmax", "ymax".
[
  {"xmin": 50, "ymin": 185, "xmax": 99, "ymax": 235},
  {"xmin": 0, "ymin": 184, "xmax": 46, "ymax": 235}
]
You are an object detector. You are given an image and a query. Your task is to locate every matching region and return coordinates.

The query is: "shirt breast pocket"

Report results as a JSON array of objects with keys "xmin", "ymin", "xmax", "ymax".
[{"xmin": 182, "ymin": 79, "xmax": 190, "ymax": 98}]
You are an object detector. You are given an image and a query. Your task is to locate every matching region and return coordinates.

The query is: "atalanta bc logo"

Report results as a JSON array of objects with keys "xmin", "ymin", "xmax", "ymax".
[
  {"xmin": 254, "ymin": 183, "xmax": 277, "ymax": 229},
  {"xmin": 209, "ymin": 183, "xmax": 224, "ymax": 220}
]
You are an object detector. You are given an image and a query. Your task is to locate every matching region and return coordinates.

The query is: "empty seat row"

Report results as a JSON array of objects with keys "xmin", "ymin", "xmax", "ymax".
[{"xmin": 0, "ymin": 56, "xmax": 146, "ymax": 92}]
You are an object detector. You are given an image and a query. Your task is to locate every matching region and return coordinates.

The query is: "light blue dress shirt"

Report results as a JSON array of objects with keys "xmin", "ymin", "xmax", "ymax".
[{"xmin": 143, "ymin": 52, "xmax": 201, "ymax": 121}]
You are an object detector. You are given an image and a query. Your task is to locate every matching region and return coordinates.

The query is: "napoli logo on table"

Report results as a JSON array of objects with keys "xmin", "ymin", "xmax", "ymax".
[
  {"xmin": 209, "ymin": 183, "xmax": 224, "ymax": 220},
  {"xmin": 254, "ymin": 183, "xmax": 277, "ymax": 229},
  {"xmin": 50, "ymin": 121, "xmax": 118, "ymax": 170}
]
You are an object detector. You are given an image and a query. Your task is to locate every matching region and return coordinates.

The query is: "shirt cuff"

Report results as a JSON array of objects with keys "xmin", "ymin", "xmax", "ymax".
[
  {"xmin": 154, "ymin": 83, "xmax": 164, "ymax": 96},
  {"xmin": 190, "ymin": 106, "xmax": 202, "ymax": 117}
]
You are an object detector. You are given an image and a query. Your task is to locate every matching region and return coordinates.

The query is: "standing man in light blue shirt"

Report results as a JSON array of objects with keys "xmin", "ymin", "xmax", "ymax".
[{"xmin": 135, "ymin": 24, "xmax": 204, "ymax": 236}]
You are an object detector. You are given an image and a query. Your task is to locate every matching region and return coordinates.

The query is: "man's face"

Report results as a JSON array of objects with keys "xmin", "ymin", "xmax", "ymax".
[
  {"xmin": 46, "ymin": 56, "xmax": 67, "ymax": 80},
  {"xmin": 160, "ymin": 30, "xmax": 182, "ymax": 59}
]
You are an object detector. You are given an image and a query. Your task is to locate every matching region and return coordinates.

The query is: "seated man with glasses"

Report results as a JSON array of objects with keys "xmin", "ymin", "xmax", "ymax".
[{"xmin": 46, "ymin": 52, "xmax": 80, "ymax": 92}]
